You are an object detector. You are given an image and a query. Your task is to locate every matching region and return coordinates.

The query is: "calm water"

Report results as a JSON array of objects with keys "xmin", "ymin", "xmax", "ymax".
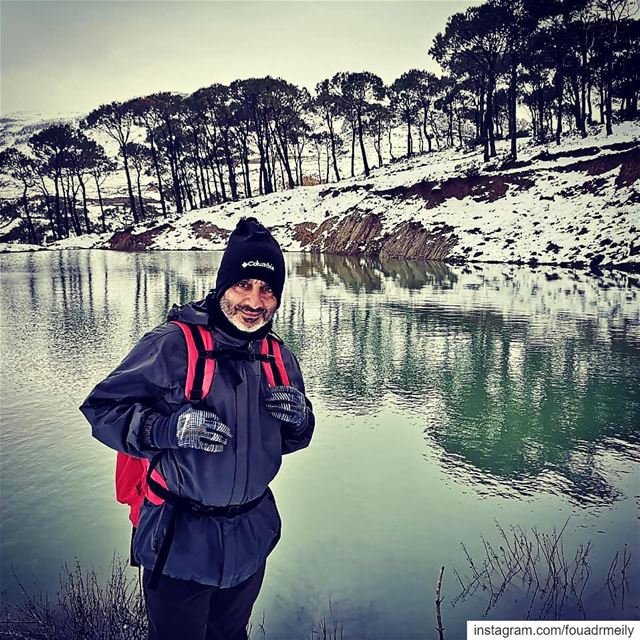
[{"xmin": 1, "ymin": 251, "xmax": 638, "ymax": 638}]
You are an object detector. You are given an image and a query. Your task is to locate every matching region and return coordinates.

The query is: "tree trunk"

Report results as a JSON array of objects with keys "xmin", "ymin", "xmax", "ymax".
[
  {"xmin": 39, "ymin": 180, "xmax": 57, "ymax": 241},
  {"xmin": 482, "ymin": 99, "xmax": 490, "ymax": 162},
  {"xmin": 478, "ymin": 80, "xmax": 486, "ymax": 145},
  {"xmin": 222, "ymin": 132, "xmax": 239, "ymax": 200},
  {"xmin": 422, "ymin": 108, "xmax": 432, "ymax": 153},
  {"xmin": 406, "ymin": 112, "xmax": 413, "ymax": 157},
  {"xmin": 179, "ymin": 162, "xmax": 195, "ymax": 210},
  {"xmin": 277, "ymin": 153, "xmax": 285, "ymax": 190},
  {"xmin": 357, "ymin": 111, "xmax": 370, "ymax": 176},
  {"xmin": 60, "ymin": 178, "xmax": 72, "ymax": 237},
  {"xmin": 242, "ymin": 139, "xmax": 252, "ymax": 198},
  {"xmin": 605, "ymin": 57, "xmax": 613, "ymax": 135},
  {"xmin": 537, "ymin": 85, "xmax": 546, "ymax": 143},
  {"xmin": 256, "ymin": 126, "xmax": 270, "ymax": 195},
  {"xmin": 376, "ymin": 128, "xmax": 383, "ymax": 166},
  {"xmin": 327, "ymin": 116, "xmax": 341, "ymax": 181},
  {"xmin": 296, "ymin": 143, "xmax": 304, "ymax": 185},
  {"xmin": 165, "ymin": 137, "xmax": 183, "ymax": 214},
  {"xmin": 193, "ymin": 147, "xmax": 207, "ymax": 207},
  {"xmin": 69, "ymin": 177, "xmax": 82, "ymax": 236},
  {"xmin": 263, "ymin": 116, "xmax": 276, "ymax": 193},
  {"xmin": 555, "ymin": 66, "xmax": 564, "ymax": 146},
  {"xmin": 80, "ymin": 178, "xmax": 91, "ymax": 234},
  {"xmin": 325, "ymin": 140, "xmax": 331, "ymax": 182},
  {"xmin": 148, "ymin": 133, "xmax": 167, "ymax": 216},
  {"xmin": 269, "ymin": 146, "xmax": 278, "ymax": 192},
  {"xmin": 210, "ymin": 160, "xmax": 221, "ymax": 203},
  {"xmin": 94, "ymin": 175, "xmax": 107, "ymax": 233},
  {"xmin": 430, "ymin": 114, "xmax": 442, "ymax": 151},
  {"xmin": 487, "ymin": 76, "xmax": 497, "ymax": 158},
  {"xmin": 213, "ymin": 156, "xmax": 227, "ymax": 202},
  {"xmin": 203, "ymin": 165, "xmax": 214, "ymax": 205},
  {"xmin": 580, "ymin": 39, "xmax": 588, "ymax": 132},
  {"xmin": 572, "ymin": 76, "xmax": 587, "ymax": 137},
  {"xmin": 350, "ymin": 125, "xmax": 356, "ymax": 177},
  {"xmin": 45, "ymin": 195, "xmax": 57, "ymax": 241},
  {"xmin": 192, "ymin": 159, "xmax": 204, "ymax": 207},
  {"xmin": 21, "ymin": 187, "xmax": 39, "ymax": 245},
  {"xmin": 136, "ymin": 171, "xmax": 145, "ymax": 220},
  {"xmin": 273, "ymin": 126, "xmax": 295, "ymax": 189},
  {"xmin": 54, "ymin": 175, "xmax": 63, "ymax": 238},
  {"xmin": 509, "ymin": 54, "xmax": 518, "ymax": 159},
  {"xmin": 121, "ymin": 151, "xmax": 139, "ymax": 223}
]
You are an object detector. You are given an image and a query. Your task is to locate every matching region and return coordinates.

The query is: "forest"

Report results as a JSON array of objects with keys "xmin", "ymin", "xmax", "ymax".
[{"xmin": 0, "ymin": 0, "xmax": 638, "ymax": 245}]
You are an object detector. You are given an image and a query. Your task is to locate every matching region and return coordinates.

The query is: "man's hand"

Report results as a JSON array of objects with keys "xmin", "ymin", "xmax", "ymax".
[
  {"xmin": 265, "ymin": 385, "xmax": 308, "ymax": 434},
  {"xmin": 145, "ymin": 406, "xmax": 232, "ymax": 453}
]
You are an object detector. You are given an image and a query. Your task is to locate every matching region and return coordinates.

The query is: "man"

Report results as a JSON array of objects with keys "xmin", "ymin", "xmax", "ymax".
[{"xmin": 80, "ymin": 217, "xmax": 314, "ymax": 640}]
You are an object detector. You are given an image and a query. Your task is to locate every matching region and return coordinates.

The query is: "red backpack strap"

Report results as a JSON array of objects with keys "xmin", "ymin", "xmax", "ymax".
[
  {"xmin": 171, "ymin": 321, "xmax": 215, "ymax": 402},
  {"xmin": 116, "ymin": 322, "xmax": 216, "ymax": 532},
  {"xmin": 260, "ymin": 335, "xmax": 290, "ymax": 387}
]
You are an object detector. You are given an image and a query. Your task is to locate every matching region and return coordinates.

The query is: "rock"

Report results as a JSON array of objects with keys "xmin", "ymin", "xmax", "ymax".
[
  {"xmin": 109, "ymin": 224, "xmax": 174, "ymax": 251},
  {"xmin": 191, "ymin": 222, "xmax": 231, "ymax": 241},
  {"xmin": 295, "ymin": 212, "xmax": 459, "ymax": 261}
]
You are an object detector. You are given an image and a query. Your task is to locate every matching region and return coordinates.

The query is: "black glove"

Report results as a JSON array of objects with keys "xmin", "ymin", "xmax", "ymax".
[
  {"xmin": 265, "ymin": 385, "xmax": 308, "ymax": 434},
  {"xmin": 145, "ymin": 406, "xmax": 232, "ymax": 453}
]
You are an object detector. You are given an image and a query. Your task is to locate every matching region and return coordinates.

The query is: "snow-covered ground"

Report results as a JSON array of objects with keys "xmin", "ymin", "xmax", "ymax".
[
  {"xmin": 0, "ymin": 241, "xmax": 45, "ymax": 252},
  {"xmin": 1, "ymin": 112, "xmax": 639, "ymax": 271}
]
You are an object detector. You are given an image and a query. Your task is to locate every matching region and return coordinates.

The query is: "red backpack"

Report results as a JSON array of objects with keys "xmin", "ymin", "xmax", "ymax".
[{"xmin": 114, "ymin": 321, "xmax": 291, "ymax": 528}]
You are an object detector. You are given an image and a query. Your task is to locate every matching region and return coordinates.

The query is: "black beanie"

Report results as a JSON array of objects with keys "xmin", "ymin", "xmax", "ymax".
[{"xmin": 215, "ymin": 217, "xmax": 285, "ymax": 303}]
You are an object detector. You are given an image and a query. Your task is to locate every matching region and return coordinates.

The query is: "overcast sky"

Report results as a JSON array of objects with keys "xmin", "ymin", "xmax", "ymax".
[{"xmin": 1, "ymin": 0, "xmax": 479, "ymax": 116}]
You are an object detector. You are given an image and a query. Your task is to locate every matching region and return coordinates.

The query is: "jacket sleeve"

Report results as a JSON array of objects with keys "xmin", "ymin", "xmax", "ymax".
[
  {"xmin": 280, "ymin": 347, "xmax": 315, "ymax": 455},
  {"xmin": 79, "ymin": 325, "xmax": 181, "ymax": 458}
]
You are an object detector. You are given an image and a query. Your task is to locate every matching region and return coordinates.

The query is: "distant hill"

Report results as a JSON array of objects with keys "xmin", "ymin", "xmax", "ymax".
[{"xmin": 0, "ymin": 112, "xmax": 83, "ymax": 149}]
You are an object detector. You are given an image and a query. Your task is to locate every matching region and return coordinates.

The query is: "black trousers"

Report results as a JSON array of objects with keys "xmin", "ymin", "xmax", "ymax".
[{"xmin": 143, "ymin": 563, "xmax": 266, "ymax": 640}]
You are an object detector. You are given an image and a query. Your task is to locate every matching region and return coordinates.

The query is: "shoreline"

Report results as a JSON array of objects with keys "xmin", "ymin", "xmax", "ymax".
[{"xmin": 2, "ymin": 243, "xmax": 638, "ymax": 275}]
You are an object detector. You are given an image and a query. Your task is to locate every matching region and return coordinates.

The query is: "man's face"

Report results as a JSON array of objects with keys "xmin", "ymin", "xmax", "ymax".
[{"xmin": 219, "ymin": 278, "xmax": 278, "ymax": 332}]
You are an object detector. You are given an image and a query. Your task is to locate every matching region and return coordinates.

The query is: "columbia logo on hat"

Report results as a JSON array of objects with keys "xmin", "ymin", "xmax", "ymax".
[
  {"xmin": 215, "ymin": 218, "xmax": 285, "ymax": 303},
  {"xmin": 242, "ymin": 260, "xmax": 275, "ymax": 271}
]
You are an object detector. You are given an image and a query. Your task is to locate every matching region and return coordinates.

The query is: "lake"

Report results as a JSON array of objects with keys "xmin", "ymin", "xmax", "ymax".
[{"xmin": 0, "ymin": 250, "xmax": 638, "ymax": 639}]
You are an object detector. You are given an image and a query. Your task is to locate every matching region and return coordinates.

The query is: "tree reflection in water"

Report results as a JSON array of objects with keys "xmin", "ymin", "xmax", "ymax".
[{"xmin": 8, "ymin": 249, "xmax": 639, "ymax": 508}]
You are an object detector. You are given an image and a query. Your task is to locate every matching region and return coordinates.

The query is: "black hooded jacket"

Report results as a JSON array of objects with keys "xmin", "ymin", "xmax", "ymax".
[{"xmin": 80, "ymin": 298, "xmax": 314, "ymax": 587}]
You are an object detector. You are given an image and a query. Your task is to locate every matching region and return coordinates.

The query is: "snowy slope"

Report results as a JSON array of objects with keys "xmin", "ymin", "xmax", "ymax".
[{"xmin": 2, "ymin": 115, "xmax": 639, "ymax": 271}]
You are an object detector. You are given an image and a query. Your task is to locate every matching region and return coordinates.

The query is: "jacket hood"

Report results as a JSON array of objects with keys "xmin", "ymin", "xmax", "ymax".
[{"xmin": 166, "ymin": 297, "xmax": 210, "ymax": 325}]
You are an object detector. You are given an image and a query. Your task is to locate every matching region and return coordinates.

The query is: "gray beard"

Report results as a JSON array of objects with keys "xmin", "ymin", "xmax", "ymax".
[{"xmin": 219, "ymin": 295, "xmax": 275, "ymax": 333}]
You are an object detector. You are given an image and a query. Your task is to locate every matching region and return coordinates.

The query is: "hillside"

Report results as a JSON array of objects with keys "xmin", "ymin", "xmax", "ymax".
[{"xmin": 2, "ymin": 119, "xmax": 639, "ymax": 272}]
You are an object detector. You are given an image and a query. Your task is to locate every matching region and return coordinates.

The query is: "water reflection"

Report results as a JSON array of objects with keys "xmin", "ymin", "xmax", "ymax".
[
  {"xmin": 1, "ymin": 250, "xmax": 638, "ymax": 510},
  {"xmin": 289, "ymin": 255, "xmax": 639, "ymax": 506}
]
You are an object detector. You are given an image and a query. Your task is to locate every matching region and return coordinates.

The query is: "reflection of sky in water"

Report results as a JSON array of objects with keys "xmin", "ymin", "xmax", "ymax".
[{"xmin": 1, "ymin": 251, "xmax": 638, "ymax": 637}]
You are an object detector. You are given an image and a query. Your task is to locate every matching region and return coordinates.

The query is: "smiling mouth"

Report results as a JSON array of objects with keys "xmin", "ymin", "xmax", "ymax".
[{"xmin": 236, "ymin": 308, "xmax": 266, "ymax": 325}]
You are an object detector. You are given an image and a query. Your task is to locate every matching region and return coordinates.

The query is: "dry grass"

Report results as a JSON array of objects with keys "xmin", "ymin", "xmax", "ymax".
[
  {"xmin": 1, "ymin": 556, "xmax": 146, "ymax": 640},
  {"xmin": 1, "ymin": 527, "xmax": 633, "ymax": 639},
  {"xmin": 451, "ymin": 518, "xmax": 633, "ymax": 620}
]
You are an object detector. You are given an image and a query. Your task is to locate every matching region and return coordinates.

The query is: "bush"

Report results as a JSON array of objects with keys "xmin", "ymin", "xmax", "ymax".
[{"xmin": 0, "ymin": 557, "xmax": 147, "ymax": 640}]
